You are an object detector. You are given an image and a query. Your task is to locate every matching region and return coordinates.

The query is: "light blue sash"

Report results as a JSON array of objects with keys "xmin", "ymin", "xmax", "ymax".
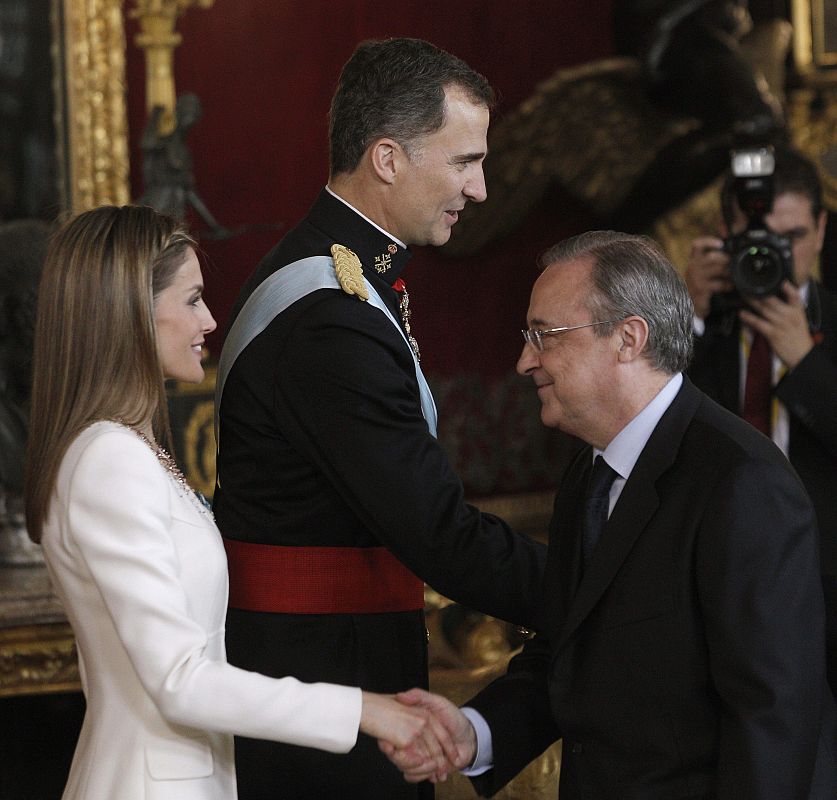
[{"xmin": 214, "ymin": 256, "xmax": 438, "ymax": 452}]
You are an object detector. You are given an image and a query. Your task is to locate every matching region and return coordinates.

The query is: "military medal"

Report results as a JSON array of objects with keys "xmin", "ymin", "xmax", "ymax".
[
  {"xmin": 376, "ymin": 243, "xmax": 399, "ymax": 273},
  {"xmin": 331, "ymin": 244, "xmax": 368, "ymax": 301},
  {"xmin": 392, "ymin": 277, "xmax": 420, "ymax": 361}
]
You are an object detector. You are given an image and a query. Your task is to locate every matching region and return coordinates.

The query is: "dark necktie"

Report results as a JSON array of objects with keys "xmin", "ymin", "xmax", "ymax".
[
  {"xmin": 743, "ymin": 331, "xmax": 772, "ymax": 435},
  {"xmin": 582, "ymin": 456, "xmax": 619, "ymax": 567}
]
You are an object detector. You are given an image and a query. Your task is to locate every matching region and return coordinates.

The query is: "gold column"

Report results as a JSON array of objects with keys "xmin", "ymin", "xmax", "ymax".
[{"xmin": 129, "ymin": 0, "xmax": 214, "ymax": 137}]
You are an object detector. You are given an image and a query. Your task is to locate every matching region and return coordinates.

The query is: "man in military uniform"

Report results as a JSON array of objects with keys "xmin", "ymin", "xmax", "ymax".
[{"xmin": 214, "ymin": 37, "xmax": 546, "ymax": 800}]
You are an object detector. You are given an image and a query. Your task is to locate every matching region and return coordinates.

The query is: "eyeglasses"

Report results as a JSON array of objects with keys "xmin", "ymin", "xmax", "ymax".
[{"xmin": 521, "ymin": 319, "xmax": 621, "ymax": 353}]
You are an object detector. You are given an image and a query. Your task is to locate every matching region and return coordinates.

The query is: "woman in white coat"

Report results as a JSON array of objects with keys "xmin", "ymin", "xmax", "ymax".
[{"xmin": 24, "ymin": 205, "xmax": 451, "ymax": 799}]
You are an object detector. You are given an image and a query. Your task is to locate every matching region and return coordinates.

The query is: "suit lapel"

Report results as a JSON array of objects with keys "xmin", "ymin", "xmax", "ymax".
[
  {"xmin": 554, "ymin": 378, "xmax": 703, "ymax": 652},
  {"xmin": 709, "ymin": 317, "xmax": 741, "ymax": 414},
  {"xmin": 541, "ymin": 448, "xmax": 589, "ymax": 640}
]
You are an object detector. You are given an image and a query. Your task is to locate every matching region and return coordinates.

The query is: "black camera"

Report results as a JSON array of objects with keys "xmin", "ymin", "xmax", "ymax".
[{"xmin": 719, "ymin": 147, "xmax": 793, "ymax": 306}]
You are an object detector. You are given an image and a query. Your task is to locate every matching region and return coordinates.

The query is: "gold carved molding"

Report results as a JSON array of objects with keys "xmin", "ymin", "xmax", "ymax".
[
  {"xmin": 0, "ymin": 566, "xmax": 81, "ymax": 696},
  {"xmin": 788, "ymin": 88, "xmax": 837, "ymax": 213},
  {"xmin": 52, "ymin": 0, "xmax": 217, "ymax": 214},
  {"xmin": 0, "ymin": 623, "xmax": 79, "ymax": 698},
  {"xmin": 55, "ymin": 0, "xmax": 131, "ymax": 213},
  {"xmin": 168, "ymin": 364, "xmax": 217, "ymax": 498},
  {"xmin": 791, "ymin": 0, "xmax": 837, "ymax": 78}
]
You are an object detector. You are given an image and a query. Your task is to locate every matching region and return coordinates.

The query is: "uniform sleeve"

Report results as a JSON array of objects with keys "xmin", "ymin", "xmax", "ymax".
[
  {"xmin": 696, "ymin": 456, "xmax": 827, "ymax": 798},
  {"xmin": 64, "ymin": 430, "xmax": 361, "ymax": 752},
  {"xmin": 274, "ymin": 297, "xmax": 547, "ymax": 626}
]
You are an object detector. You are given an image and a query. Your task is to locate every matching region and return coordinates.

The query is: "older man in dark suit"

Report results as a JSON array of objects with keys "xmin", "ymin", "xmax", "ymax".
[{"xmin": 385, "ymin": 231, "xmax": 837, "ymax": 798}]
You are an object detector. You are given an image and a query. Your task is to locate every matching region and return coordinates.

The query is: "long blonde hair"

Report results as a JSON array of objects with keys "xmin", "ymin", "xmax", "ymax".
[{"xmin": 25, "ymin": 205, "xmax": 196, "ymax": 542}]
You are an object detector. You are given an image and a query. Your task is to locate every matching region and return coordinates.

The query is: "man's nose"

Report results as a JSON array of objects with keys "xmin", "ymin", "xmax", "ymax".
[
  {"xmin": 516, "ymin": 342, "xmax": 539, "ymax": 376},
  {"xmin": 464, "ymin": 166, "xmax": 487, "ymax": 203}
]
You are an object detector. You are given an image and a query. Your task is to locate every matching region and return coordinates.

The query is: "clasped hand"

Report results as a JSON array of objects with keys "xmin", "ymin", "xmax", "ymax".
[{"xmin": 361, "ymin": 688, "xmax": 477, "ymax": 784}]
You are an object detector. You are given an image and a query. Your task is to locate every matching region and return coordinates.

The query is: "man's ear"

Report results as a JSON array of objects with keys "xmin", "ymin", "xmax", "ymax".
[
  {"xmin": 815, "ymin": 208, "xmax": 828, "ymax": 253},
  {"xmin": 369, "ymin": 138, "xmax": 400, "ymax": 184},
  {"xmin": 616, "ymin": 316, "xmax": 649, "ymax": 362}
]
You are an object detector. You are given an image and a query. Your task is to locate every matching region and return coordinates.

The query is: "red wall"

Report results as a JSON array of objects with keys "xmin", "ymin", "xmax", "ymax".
[{"xmin": 125, "ymin": 2, "xmax": 614, "ymax": 378}]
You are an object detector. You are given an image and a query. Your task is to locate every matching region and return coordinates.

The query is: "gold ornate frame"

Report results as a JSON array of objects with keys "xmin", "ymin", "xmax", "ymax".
[
  {"xmin": 792, "ymin": 0, "xmax": 837, "ymax": 78},
  {"xmin": 53, "ymin": 0, "xmax": 131, "ymax": 214},
  {"xmin": 788, "ymin": 1, "xmax": 837, "ymax": 213}
]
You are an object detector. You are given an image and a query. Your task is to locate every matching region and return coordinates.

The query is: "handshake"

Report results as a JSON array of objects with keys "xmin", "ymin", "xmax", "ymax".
[{"xmin": 360, "ymin": 688, "xmax": 478, "ymax": 784}]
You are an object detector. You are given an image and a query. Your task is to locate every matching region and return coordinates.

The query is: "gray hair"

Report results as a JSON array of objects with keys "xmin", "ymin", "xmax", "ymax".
[{"xmin": 539, "ymin": 231, "xmax": 694, "ymax": 374}]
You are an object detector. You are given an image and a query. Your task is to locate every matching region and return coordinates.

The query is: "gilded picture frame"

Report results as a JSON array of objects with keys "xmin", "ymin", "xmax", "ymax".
[
  {"xmin": 792, "ymin": 0, "xmax": 837, "ymax": 77},
  {"xmin": 54, "ymin": 0, "xmax": 131, "ymax": 214}
]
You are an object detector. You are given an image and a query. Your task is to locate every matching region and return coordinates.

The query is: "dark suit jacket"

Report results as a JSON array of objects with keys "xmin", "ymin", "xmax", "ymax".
[
  {"xmin": 688, "ymin": 282, "xmax": 837, "ymax": 695},
  {"xmin": 470, "ymin": 377, "xmax": 837, "ymax": 799},
  {"xmin": 687, "ymin": 281, "xmax": 837, "ymax": 575}
]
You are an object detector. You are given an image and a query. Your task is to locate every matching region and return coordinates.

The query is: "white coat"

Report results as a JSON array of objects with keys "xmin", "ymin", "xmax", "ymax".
[{"xmin": 41, "ymin": 422, "xmax": 362, "ymax": 799}]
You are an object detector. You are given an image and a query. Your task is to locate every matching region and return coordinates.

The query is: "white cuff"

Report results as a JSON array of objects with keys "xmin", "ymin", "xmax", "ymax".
[{"xmin": 459, "ymin": 707, "xmax": 493, "ymax": 776}]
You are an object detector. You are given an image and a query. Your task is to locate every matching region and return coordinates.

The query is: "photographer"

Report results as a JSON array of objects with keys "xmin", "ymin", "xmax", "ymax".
[{"xmin": 686, "ymin": 146, "xmax": 837, "ymax": 697}]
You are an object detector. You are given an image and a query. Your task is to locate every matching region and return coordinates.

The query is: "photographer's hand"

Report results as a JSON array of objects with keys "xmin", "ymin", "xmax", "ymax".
[
  {"xmin": 740, "ymin": 281, "xmax": 814, "ymax": 370},
  {"xmin": 685, "ymin": 237, "xmax": 734, "ymax": 320}
]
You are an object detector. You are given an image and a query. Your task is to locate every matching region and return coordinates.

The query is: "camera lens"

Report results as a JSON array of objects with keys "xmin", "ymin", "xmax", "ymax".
[{"xmin": 730, "ymin": 244, "xmax": 784, "ymax": 297}]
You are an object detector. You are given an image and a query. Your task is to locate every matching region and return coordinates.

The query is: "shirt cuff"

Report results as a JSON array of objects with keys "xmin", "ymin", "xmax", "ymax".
[{"xmin": 459, "ymin": 707, "xmax": 493, "ymax": 776}]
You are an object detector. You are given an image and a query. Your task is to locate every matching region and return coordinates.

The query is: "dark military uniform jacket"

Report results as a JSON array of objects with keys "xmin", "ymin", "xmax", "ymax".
[{"xmin": 214, "ymin": 189, "xmax": 546, "ymax": 800}]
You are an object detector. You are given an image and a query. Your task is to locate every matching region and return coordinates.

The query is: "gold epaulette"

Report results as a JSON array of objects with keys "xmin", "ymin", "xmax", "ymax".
[{"xmin": 331, "ymin": 244, "xmax": 368, "ymax": 301}]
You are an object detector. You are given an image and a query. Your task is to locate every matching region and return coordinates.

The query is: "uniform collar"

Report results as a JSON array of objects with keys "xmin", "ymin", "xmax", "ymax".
[
  {"xmin": 310, "ymin": 187, "xmax": 412, "ymax": 287},
  {"xmin": 325, "ymin": 186, "xmax": 407, "ymax": 249}
]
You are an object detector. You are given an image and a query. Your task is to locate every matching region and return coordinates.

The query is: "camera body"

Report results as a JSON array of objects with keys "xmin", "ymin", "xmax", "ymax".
[{"xmin": 718, "ymin": 147, "xmax": 794, "ymax": 309}]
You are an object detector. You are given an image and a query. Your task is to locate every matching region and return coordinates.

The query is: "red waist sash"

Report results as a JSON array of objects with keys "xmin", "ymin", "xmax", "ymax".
[{"xmin": 223, "ymin": 539, "xmax": 425, "ymax": 614}]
